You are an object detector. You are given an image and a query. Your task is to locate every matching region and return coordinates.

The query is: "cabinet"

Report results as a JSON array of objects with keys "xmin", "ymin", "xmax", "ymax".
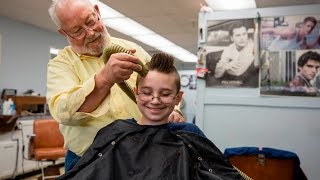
[
  {"xmin": 0, "ymin": 141, "xmax": 17, "ymax": 177},
  {"xmin": 3, "ymin": 96, "xmax": 47, "ymax": 115}
]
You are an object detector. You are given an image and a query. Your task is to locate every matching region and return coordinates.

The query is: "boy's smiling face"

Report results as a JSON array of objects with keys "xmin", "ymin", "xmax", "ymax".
[{"xmin": 135, "ymin": 71, "xmax": 183, "ymax": 125}]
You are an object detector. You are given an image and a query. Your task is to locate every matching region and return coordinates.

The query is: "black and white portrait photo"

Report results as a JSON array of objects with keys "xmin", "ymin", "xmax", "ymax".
[{"xmin": 204, "ymin": 19, "xmax": 259, "ymax": 88}]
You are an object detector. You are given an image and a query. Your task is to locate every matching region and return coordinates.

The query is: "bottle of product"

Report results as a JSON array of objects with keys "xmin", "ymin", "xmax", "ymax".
[
  {"xmin": 3, "ymin": 98, "xmax": 16, "ymax": 115},
  {"xmin": 2, "ymin": 99, "xmax": 10, "ymax": 115},
  {"xmin": 9, "ymin": 101, "xmax": 16, "ymax": 115}
]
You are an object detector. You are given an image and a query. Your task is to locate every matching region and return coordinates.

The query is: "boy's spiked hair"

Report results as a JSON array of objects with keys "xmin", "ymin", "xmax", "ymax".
[{"xmin": 136, "ymin": 52, "xmax": 181, "ymax": 92}]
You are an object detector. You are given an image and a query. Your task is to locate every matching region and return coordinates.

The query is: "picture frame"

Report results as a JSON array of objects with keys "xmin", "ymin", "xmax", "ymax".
[
  {"xmin": 260, "ymin": 14, "xmax": 320, "ymax": 97},
  {"xmin": 204, "ymin": 19, "xmax": 259, "ymax": 88}
]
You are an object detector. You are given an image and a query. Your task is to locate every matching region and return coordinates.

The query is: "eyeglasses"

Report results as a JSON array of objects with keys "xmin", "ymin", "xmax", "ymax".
[
  {"xmin": 62, "ymin": 12, "xmax": 101, "ymax": 40},
  {"xmin": 136, "ymin": 92, "xmax": 177, "ymax": 104}
]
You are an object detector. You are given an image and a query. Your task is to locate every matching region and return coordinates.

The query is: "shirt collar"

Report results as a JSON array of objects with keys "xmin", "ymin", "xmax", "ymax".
[
  {"xmin": 77, "ymin": 53, "xmax": 101, "ymax": 60},
  {"xmin": 297, "ymin": 73, "xmax": 312, "ymax": 87}
]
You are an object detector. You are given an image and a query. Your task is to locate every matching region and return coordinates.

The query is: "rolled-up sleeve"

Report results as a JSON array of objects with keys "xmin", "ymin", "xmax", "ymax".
[{"xmin": 46, "ymin": 47, "xmax": 110, "ymax": 126}]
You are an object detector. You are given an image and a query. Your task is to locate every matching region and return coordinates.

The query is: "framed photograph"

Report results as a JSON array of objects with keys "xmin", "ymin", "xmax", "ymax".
[
  {"xmin": 260, "ymin": 14, "xmax": 320, "ymax": 97},
  {"xmin": 260, "ymin": 50, "xmax": 320, "ymax": 97},
  {"xmin": 260, "ymin": 15, "xmax": 320, "ymax": 51},
  {"xmin": 204, "ymin": 19, "xmax": 259, "ymax": 88}
]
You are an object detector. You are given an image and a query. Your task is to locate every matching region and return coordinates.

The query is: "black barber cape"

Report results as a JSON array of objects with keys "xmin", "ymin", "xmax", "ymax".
[{"xmin": 58, "ymin": 120, "xmax": 243, "ymax": 180}]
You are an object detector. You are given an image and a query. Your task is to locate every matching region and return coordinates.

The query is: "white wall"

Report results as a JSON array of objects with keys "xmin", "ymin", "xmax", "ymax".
[
  {"xmin": 0, "ymin": 15, "xmax": 194, "ymax": 95},
  {"xmin": 0, "ymin": 16, "xmax": 67, "ymax": 96},
  {"xmin": 179, "ymin": 70, "xmax": 197, "ymax": 123},
  {"xmin": 196, "ymin": 4, "xmax": 320, "ymax": 180}
]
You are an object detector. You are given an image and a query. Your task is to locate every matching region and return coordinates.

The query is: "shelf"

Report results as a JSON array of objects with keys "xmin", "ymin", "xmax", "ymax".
[{"xmin": 3, "ymin": 96, "xmax": 47, "ymax": 115}]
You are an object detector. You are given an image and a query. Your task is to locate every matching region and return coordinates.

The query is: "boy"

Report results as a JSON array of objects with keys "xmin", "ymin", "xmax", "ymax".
[
  {"xmin": 58, "ymin": 53, "xmax": 243, "ymax": 180},
  {"xmin": 131, "ymin": 52, "xmax": 205, "ymax": 135}
]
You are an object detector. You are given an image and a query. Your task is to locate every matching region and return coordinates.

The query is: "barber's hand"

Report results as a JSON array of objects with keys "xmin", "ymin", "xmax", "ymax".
[
  {"xmin": 168, "ymin": 110, "xmax": 185, "ymax": 123},
  {"xmin": 97, "ymin": 50, "xmax": 142, "ymax": 86}
]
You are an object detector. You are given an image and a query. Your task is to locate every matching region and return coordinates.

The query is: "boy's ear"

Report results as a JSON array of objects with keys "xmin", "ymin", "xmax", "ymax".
[{"xmin": 175, "ymin": 91, "xmax": 184, "ymax": 105}]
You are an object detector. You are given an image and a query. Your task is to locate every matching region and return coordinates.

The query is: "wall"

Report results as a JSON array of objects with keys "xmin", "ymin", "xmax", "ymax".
[
  {"xmin": 178, "ymin": 70, "xmax": 197, "ymax": 123},
  {"xmin": 0, "ymin": 15, "xmax": 195, "ymax": 95},
  {"xmin": 0, "ymin": 16, "xmax": 68, "ymax": 96},
  {"xmin": 175, "ymin": 61, "xmax": 196, "ymax": 70},
  {"xmin": 196, "ymin": 4, "xmax": 320, "ymax": 180}
]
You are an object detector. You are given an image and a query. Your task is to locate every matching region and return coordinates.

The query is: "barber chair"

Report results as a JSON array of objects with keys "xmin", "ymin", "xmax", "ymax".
[
  {"xmin": 29, "ymin": 119, "xmax": 66, "ymax": 180},
  {"xmin": 224, "ymin": 147, "xmax": 307, "ymax": 180}
]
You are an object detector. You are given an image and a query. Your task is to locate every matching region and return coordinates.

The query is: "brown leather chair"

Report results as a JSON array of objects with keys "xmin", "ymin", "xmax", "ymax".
[
  {"xmin": 229, "ymin": 155, "xmax": 295, "ymax": 180},
  {"xmin": 29, "ymin": 119, "xmax": 66, "ymax": 180},
  {"xmin": 224, "ymin": 147, "xmax": 307, "ymax": 180}
]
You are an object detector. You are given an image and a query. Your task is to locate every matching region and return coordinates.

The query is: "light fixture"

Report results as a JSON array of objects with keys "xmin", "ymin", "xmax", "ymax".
[
  {"xmin": 102, "ymin": 18, "xmax": 153, "ymax": 37},
  {"xmin": 133, "ymin": 34, "xmax": 175, "ymax": 48},
  {"xmin": 205, "ymin": 0, "xmax": 256, "ymax": 11},
  {"xmin": 90, "ymin": 0, "xmax": 197, "ymax": 62}
]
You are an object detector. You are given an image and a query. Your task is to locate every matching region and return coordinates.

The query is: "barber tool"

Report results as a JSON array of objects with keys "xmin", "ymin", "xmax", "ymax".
[{"xmin": 102, "ymin": 44, "xmax": 149, "ymax": 103}]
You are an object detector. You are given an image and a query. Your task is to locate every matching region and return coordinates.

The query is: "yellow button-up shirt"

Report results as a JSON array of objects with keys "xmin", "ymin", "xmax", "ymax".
[{"xmin": 46, "ymin": 37, "xmax": 151, "ymax": 156}]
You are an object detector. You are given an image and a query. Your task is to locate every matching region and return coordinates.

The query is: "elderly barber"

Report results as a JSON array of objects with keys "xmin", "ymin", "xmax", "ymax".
[{"xmin": 47, "ymin": 0, "xmax": 184, "ymax": 171}]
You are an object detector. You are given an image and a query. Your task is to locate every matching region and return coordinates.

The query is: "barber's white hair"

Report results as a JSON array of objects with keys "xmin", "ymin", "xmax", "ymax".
[
  {"xmin": 48, "ymin": 0, "xmax": 61, "ymax": 27},
  {"xmin": 48, "ymin": 0, "xmax": 94, "ymax": 28}
]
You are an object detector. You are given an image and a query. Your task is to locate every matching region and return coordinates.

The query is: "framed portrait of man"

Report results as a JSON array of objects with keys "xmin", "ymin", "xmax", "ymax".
[
  {"xmin": 260, "ymin": 50, "xmax": 320, "ymax": 97},
  {"xmin": 260, "ymin": 15, "xmax": 320, "ymax": 51},
  {"xmin": 260, "ymin": 14, "xmax": 320, "ymax": 97},
  {"xmin": 204, "ymin": 19, "xmax": 259, "ymax": 88}
]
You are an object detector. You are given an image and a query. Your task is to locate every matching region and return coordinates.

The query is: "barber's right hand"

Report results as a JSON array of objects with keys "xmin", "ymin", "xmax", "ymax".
[{"xmin": 97, "ymin": 52, "xmax": 142, "ymax": 87}]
